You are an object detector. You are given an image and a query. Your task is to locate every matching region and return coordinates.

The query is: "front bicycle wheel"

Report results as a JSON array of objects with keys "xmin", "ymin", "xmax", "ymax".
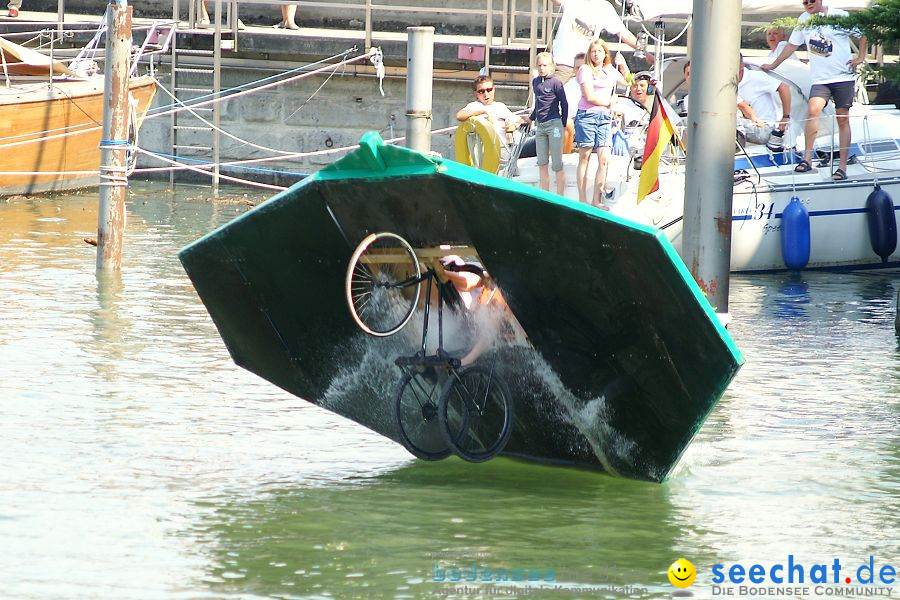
[
  {"xmin": 393, "ymin": 371, "xmax": 452, "ymax": 461},
  {"xmin": 438, "ymin": 365, "xmax": 514, "ymax": 463},
  {"xmin": 346, "ymin": 232, "xmax": 421, "ymax": 337}
]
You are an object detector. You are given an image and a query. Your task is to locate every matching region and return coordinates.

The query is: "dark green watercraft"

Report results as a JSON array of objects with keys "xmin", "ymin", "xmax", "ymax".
[{"xmin": 179, "ymin": 132, "xmax": 743, "ymax": 482}]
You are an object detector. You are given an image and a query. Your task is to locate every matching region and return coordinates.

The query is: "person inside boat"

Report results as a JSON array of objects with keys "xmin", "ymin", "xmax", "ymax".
[
  {"xmin": 438, "ymin": 255, "xmax": 510, "ymax": 367},
  {"xmin": 737, "ymin": 55, "xmax": 792, "ymax": 152},
  {"xmin": 615, "ymin": 71, "xmax": 653, "ymax": 126},
  {"xmin": 761, "ymin": 0, "xmax": 867, "ymax": 180},
  {"xmin": 563, "ymin": 52, "xmax": 587, "ymax": 153},
  {"xmin": 456, "ymin": 75, "xmax": 525, "ymax": 167},
  {"xmin": 550, "ymin": 0, "xmax": 650, "ymax": 85},
  {"xmin": 766, "ymin": 27, "xmax": 789, "ymax": 59},
  {"xmin": 527, "ymin": 51, "xmax": 569, "ymax": 195},
  {"xmin": 6, "ymin": 0, "xmax": 20, "ymax": 18},
  {"xmin": 574, "ymin": 38, "xmax": 627, "ymax": 209}
]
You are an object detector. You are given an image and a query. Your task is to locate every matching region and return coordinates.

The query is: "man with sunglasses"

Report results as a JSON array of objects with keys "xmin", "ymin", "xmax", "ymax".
[
  {"xmin": 762, "ymin": 0, "xmax": 867, "ymax": 180},
  {"xmin": 456, "ymin": 75, "xmax": 525, "ymax": 166}
]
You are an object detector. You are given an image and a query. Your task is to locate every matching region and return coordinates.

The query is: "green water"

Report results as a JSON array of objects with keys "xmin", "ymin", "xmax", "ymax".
[{"xmin": 1, "ymin": 183, "xmax": 898, "ymax": 600}]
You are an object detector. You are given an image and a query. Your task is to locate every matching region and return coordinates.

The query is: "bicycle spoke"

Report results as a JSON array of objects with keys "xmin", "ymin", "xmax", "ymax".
[{"xmin": 439, "ymin": 365, "xmax": 513, "ymax": 462}]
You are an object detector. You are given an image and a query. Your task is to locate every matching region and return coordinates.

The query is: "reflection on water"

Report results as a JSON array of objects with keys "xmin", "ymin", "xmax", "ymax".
[{"xmin": 1, "ymin": 184, "xmax": 899, "ymax": 599}]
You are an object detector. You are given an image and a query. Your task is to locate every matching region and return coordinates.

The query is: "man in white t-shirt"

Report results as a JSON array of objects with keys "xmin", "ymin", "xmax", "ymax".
[
  {"xmin": 456, "ymin": 75, "xmax": 524, "ymax": 167},
  {"xmin": 762, "ymin": 0, "xmax": 867, "ymax": 180},
  {"xmin": 550, "ymin": 0, "xmax": 646, "ymax": 85},
  {"xmin": 737, "ymin": 57, "xmax": 792, "ymax": 150}
]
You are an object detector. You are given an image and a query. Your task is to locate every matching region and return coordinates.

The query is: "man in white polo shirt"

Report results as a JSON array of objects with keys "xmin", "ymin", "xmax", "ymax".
[
  {"xmin": 737, "ymin": 56, "xmax": 792, "ymax": 151},
  {"xmin": 762, "ymin": 0, "xmax": 867, "ymax": 180}
]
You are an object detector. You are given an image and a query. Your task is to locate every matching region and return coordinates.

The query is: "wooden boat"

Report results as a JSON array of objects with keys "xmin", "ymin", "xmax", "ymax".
[
  {"xmin": 179, "ymin": 132, "xmax": 743, "ymax": 482},
  {"xmin": 0, "ymin": 36, "xmax": 157, "ymax": 195}
]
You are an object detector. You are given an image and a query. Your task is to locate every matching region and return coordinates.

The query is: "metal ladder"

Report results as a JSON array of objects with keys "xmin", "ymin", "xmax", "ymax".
[{"xmin": 169, "ymin": 0, "xmax": 225, "ymax": 191}]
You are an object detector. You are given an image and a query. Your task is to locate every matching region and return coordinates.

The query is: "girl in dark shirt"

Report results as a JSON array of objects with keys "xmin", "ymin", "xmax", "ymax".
[{"xmin": 528, "ymin": 52, "xmax": 569, "ymax": 195}]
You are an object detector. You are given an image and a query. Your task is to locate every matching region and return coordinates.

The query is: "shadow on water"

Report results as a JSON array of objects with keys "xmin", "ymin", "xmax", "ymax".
[{"xmin": 190, "ymin": 459, "xmax": 692, "ymax": 598}]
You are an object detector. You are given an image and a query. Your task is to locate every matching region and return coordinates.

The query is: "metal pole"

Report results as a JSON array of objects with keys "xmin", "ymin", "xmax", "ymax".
[
  {"xmin": 405, "ymin": 26, "xmax": 434, "ymax": 153},
  {"xmin": 365, "ymin": 0, "xmax": 372, "ymax": 50},
  {"xmin": 96, "ymin": 0, "xmax": 132, "ymax": 272},
  {"xmin": 484, "ymin": 0, "xmax": 492, "ymax": 75},
  {"xmin": 56, "ymin": 0, "xmax": 65, "ymax": 36},
  {"xmin": 213, "ymin": 0, "xmax": 222, "ymax": 193},
  {"xmin": 682, "ymin": 0, "xmax": 741, "ymax": 315}
]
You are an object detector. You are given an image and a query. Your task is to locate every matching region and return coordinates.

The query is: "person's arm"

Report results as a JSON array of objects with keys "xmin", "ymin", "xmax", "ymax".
[
  {"xmin": 498, "ymin": 104, "xmax": 524, "ymax": 131},
  {"xmin": 762, "ymin": 42, "xmax": 798, "ymax": 71},
  {"xmin": 849, "ymin": 35, "xmax": 868, "ymax": 70},
  {"xmin": 776, "ymin": 82, "xmax": 791, "ymax": 131},
  {"xmin": 557, "ymin": 80, "xmax": 568, "ymax": 126},
  {"xmin": 443, "ymin": 269, "xmax": 482, "ymax": 291},
  {"xmin": 737, "ymin": 100, "xmax": 765, "ymax": 128},
  {"xmin": 456, "ymin": 103, "xmax": 487, "ymax": 122},
  {"xmin": 614, "ymin": 51, "xmax": 630, "ymax": 78}
]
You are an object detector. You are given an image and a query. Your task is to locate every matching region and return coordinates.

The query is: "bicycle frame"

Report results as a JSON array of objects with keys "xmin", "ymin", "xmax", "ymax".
[{"xmin": 393, "ymin": 267, "xmax": 456, "ymax": 372}]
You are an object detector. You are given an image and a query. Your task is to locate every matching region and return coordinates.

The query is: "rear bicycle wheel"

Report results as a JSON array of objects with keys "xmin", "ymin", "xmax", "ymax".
[
  {"xmin": 438, "ymin": 365, "xmax": 514, "ymax": 462},
  {"xmin": 393, "ymin": 371, "xmax": 452, "ymax": 461},
  {"xmin": 346, "ymin": 232, "xmax": 421, "ymax": 337}
]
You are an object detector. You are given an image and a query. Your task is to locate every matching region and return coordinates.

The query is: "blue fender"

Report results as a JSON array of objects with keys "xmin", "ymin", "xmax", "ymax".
[
  {"xmin": 781, "ymin": 196, "xmax": 810, "ymax": 270},
  {"xmin": 865, "ymin": 185, "xmax": 897, "ymax": 263}
]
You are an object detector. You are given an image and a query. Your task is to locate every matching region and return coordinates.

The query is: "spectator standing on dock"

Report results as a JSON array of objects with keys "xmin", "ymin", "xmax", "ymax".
[
  {"xmin": 550, "ymin": 0, "xmax": 647, "ymax": 85},
  {"xmin": 527, "ymin": 52, "xmax": 569, "ymax": 195},
  {"xmin": 456, "ymin": 75, "xmax": 524, "ymax": 168},
  {"xmin": 7, "ymin": 0, "xmax": 20, "ymax": 18},
  {"xmin": 574, "ymin": 38, "xmax": 626, "ymax": 209},
  {"xmin": 198, "ymin": 0, "xmax": 245, "ymax": 29},
  {"xmin": 274, "ymin": 4, "xmax": 299, "ymax": 30},
  {"xmin": 762, "ymin": 0, "xmax": 867, "ymax": 180}
]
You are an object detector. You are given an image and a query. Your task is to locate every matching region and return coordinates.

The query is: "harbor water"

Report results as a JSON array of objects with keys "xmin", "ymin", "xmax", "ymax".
[{"xmin": 1, "ymin": 183, "xmax": 898, "ymax": 599}]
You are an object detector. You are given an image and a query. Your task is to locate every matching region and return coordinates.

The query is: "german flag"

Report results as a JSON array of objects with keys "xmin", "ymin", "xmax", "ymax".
[{"xmin": 637, "ymin": 90, "xmax": 679, "ymax": 204}]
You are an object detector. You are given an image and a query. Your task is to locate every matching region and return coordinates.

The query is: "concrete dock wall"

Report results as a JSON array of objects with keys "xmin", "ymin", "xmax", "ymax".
[{"xmin": 139, "ymin": 62, "xmax": 480, "ymax": 184}]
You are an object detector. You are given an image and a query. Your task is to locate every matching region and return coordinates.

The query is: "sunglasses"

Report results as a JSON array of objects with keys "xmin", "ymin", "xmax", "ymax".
[
  {"xmin": 476, "ymin": 87, "xmax": 494, "ymax": 94},
  {"xmin": 802, "ymin": 0, "xmax": 816, "ymax": 5}
]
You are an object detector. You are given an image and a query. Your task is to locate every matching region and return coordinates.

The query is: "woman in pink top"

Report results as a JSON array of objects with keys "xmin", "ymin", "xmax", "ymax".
[{"xmin": 573, "ymin": 39, "xmax": 626, "ymax": 209}]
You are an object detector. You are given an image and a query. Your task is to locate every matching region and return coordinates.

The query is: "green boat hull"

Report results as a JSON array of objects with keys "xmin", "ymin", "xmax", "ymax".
[{"xmin": 179, "ymin": 132, "xmax": 743, "ymax": 482}]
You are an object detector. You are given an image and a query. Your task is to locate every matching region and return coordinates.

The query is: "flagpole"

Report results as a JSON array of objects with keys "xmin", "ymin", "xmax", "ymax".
[{"xmin": 681, "ymin": 0, "xmax": 741, "ymax": 318}]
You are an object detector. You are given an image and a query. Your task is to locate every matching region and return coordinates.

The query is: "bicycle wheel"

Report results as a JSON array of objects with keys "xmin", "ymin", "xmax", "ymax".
[
  {"xmin": 346, "ymin": 232, "xmax": 421, "ymax": 337},
  {"xmin": 393, "ymin": 371, "xmax": 452, "ymax": 461},
  {"xmin": 438, "ymin": 365, "xmax": 514, "ymax": 463}
]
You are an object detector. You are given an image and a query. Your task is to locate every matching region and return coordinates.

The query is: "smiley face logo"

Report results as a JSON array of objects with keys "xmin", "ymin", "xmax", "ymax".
[{"xmin": 668, "ymin": 558, "xmax": 696, "ymax": 588}]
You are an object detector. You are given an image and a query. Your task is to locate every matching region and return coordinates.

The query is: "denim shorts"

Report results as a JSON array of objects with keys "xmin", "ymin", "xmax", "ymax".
[{"xmin": 574, "ymin": 110, "xmax": 613, "ymax": 150}]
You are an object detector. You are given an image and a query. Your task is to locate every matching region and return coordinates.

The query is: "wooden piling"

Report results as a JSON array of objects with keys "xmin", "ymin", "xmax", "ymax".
[{"xmin": 96, "ymin": 0, "xmax": 132, "ymax": 271}]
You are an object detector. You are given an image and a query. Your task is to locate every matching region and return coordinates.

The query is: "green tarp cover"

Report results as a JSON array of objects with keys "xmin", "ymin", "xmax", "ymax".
[{"xmin": 179, "ymin": 132, "xmax": 743, "ymax": 482}]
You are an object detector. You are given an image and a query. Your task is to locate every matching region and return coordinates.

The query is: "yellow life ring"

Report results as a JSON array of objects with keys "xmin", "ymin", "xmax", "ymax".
[{"xmin": 454, "ymin": 117, "xmax": 502, "ymax": 174}]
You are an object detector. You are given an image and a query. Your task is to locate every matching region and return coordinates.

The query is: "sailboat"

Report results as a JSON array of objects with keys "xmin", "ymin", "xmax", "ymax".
[{"xmin": 0, "ymin": 35, "xmax": 157, "ymax": 195}]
